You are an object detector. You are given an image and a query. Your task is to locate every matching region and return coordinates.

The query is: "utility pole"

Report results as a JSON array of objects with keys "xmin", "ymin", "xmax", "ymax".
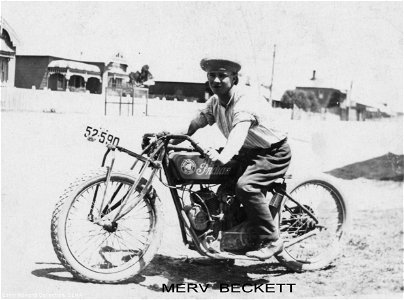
[
  {"xmin": 269, "ymin": 44, "xmax": 276, "ymax": 103},
  {"xmin": 348, "ymin": 80, "xmax": 353, "ymax": 106},
  {"xmin": 347, "ymin": 80, "xmax": 353, "ymax": 121}
]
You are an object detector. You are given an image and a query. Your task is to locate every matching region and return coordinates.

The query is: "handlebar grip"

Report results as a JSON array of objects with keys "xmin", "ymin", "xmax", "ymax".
[
  {"xmin": 169, "ymin": 135, "xmax": 207, "ymax": 156},
  {"xmin": 144, "ymin": 133, "xmax": 207, "ymax": 155},
  {"xmin": 189, "ymin": 140, "xmax": 206, "ymax": 156}
]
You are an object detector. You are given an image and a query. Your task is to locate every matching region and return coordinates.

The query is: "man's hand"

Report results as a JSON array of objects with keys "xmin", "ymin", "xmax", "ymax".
[
  {"xmin": 206, "ymin": 148, "xmax": 228, "ymax": 166},
  {"xmin": 156, "ymin": 131, "xmax": 170, "ymax": 138}
]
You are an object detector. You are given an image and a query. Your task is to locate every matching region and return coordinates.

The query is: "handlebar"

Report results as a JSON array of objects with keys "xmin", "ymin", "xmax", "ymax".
[
  {"xmin": 142, "ymin": 132, "xmax": 207, "ymax": 156},
  {"xmin": 103, "ymin": 133, "xmax": 208, "ymax": 170},
  {"xmin": 167, "ymin": 134, "xmax": 206, "ymax": 155}
]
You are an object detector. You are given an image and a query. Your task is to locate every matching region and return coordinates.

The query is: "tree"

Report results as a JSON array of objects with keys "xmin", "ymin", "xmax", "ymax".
[
  {"xmin": 294, "ymin": 89, "xmax": 311, "ymax": 111},
  {"xmin": 280, "ymin": 90, "xmax": 295, "ymax": 109},
  {"xmin": 306, "ymin": 91, "xmax": 321, "ymax": 112},
  {"xmin": 129, "ymin": 71, "xmax": 141, "ymax": 86},
  {"xmin": 280, "ymin": 89, "xmax": 320, "ymax": 112}
]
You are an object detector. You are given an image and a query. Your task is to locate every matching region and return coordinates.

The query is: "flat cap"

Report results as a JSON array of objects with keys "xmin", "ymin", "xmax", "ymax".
[{"xmin": 200, "ymin": 58, "xmax": 241, "ymax": 74}]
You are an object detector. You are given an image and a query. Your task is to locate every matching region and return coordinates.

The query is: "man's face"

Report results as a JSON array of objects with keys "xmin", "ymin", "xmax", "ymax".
[{"xmin": 207, "ymin": 71, "xmax": 235, "ymax": 96}]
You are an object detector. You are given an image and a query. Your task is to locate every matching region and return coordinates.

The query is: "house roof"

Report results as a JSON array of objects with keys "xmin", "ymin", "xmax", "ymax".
[
  {"xmin": 106, "ymin": 66, "xmax": 128, "ymax": 76},
  {"xmin": 108, "ymin": 53, "xmax": 128, "ymax": 66},
  {"xmin": 48, "ymin": 60, "xmax": 101, "ymax": 74},
  {"xmin": 296, "ymin": 70, "xmax": 349, "ymax": 93},
  {"xmin": 0, "ymin": 17, "xmax": 21, "ymax": 47},
  {"xmin": 297, "ymin": 79, "xmax": 348, "ymax": 93},
  {"xmin": 0, "ymin": 38, "xmax": 15, "ymax": 56}
]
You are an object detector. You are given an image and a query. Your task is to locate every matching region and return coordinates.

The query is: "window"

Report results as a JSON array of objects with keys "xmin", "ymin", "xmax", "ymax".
[
  {"xmin": 110, "ymin": 78, "xmax": 122, "ymax": 88},
  {"xmin": 70, "ymin": 75, "xmax": 84, "ymax": 88},
  {"xmin": 318, "ymin": 92, "xmax": 324, "ymax": 99},
  {"xmin": 0, "ymin": 57, "xmax": 9, "ymax": 83},
  {"xmin": 56, "ymin": 74, "xmax": 65, "ymax": 90}
]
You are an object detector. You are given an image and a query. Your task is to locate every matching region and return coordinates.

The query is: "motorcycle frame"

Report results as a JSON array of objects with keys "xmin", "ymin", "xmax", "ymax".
[
  {"xmin": 96, "ymin": 138, "xmax": 199, "ymax": 247},
  {"xmin": 96, "ymin": 136, "xmax": 321, "ymax": 260}
]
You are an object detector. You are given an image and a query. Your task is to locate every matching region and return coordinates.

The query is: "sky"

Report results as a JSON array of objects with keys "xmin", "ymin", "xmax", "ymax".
[{"xmin": 2, "ymin": 1, "xmax": 403, "ymax": 112}]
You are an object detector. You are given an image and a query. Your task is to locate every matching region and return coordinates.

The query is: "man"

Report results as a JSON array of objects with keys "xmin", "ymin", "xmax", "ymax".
[{"xmin": 177, "ymin": 57, "xmax": 291, "ymax": 260}]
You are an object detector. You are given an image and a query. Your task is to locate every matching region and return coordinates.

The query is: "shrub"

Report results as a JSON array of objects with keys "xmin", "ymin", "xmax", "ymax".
[{"xmin": 280, "ymin": 89, "xmax": 320, "ymax": 112}]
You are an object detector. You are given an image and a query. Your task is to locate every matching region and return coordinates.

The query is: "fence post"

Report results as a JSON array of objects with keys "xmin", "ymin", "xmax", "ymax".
[
  {"xmin": 119, "ymin": 88, "xmax": 122, "ymax": 116},
  {"xmin": 131, "ymin": 85, "xmax": 134, "ymax": 116},
  {"xmin": 104, "ymin": 87, "xmax": 107, "ymax": 115},
  {"xmin": 145, "ymin": 89, "xmax": 149, "ymax": 116}
]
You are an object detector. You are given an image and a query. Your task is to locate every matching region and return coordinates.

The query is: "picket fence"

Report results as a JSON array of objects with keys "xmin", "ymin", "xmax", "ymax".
[{"xmin": 1, "ymin": 87, "xmax": 340, "ymax": 121}]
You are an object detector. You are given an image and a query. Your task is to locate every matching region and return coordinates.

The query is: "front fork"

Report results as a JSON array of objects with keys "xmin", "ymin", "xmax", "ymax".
[
  {"xmin": 88, "ymin": 145, "xmax": 162, "ymax": 225},
  {"xmin": 88, "ymin": 148, "xmax": 115, "ymax": 222}
]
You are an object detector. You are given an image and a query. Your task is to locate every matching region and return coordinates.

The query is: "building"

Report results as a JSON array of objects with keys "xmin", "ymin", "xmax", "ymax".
[
  {"xmin": 149, "ymin": 81, "xmax": 209, "ymax": 102},
  {"xmin": 15, "ymin": 53, "xmax": 130, "ymax": 94},
  {"xmin": 104, "ymin": 53, "xmax": 129, "ymax": 91},
  {"xmin": 1, "ymin": 17, "xmax": 19, "ymax": 87},
  {"xmin": 46, "ymin": 59, "xmax": 103, "ymax": 93},
  {"xmin": 296, "ymin": 70, "xmax": 347, "ymax": 113},
  {"xmin": 295, "ymin": 71, "xmax": 388, "ymax": 121},
  {"xmin": 14, "ymin": 52, "xmax": 209, "ymax": 101}
]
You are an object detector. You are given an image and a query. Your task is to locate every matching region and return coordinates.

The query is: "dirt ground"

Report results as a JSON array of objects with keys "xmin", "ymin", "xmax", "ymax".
[{"xmin": 1, "ymin": 111, "xmax": 403, "ymax": 298}]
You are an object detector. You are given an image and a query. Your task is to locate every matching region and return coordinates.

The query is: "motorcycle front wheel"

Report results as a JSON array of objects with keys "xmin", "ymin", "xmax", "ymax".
[
  {"xmin": 51, "ymin": 168, "xmax": 163, "ymax": 283},
  {"xmin": 275, "ymin": 176, "xmax": 349, "ymax": 272}
]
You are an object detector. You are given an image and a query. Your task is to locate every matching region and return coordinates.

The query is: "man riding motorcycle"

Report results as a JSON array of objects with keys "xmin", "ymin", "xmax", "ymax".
[{"xmin": 170, "ymin": 57, "xmax": 292, "ymax": 260}]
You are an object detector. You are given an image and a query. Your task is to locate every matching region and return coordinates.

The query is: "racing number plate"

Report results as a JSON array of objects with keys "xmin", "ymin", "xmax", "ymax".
[{"xmin": 83, "ymin": 126, "xmax": 120, "ymax": 146}]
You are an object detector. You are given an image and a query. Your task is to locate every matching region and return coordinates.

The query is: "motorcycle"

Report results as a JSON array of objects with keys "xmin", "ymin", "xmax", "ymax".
[{"xmin": 51, "ymin": 132, "xmax": 349, "ymax": 283}]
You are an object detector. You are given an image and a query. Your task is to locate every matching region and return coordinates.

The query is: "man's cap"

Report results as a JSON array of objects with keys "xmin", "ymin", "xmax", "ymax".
[{"xmin": 200, "ymin": 58, "xmax": 241, "ymax": 74}]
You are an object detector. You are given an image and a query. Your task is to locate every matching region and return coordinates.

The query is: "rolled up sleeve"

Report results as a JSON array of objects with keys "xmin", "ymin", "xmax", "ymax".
[
  {"xmin": 232, "ymin": 111, "xmax": 255, "ymax": 127},
  {"xmin": 196, "ymin": 98, "xmax": 215, "ymax": 126},
  {"xmin": 232, "ymin": 93, "xmax": 258, "ymax": 128}
]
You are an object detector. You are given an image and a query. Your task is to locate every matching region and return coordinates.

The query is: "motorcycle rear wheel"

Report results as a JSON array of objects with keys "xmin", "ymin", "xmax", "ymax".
[
  {"xmin": 50, "ymin": 169, "xmax": 163, "ymax": 283},
  {"xmin": 275, "ymin": 176, "xmax": 349, "ymax": 272}
]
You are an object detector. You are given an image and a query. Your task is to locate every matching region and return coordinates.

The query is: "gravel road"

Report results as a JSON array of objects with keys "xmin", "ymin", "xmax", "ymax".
[{"xmin": 1, "ymin": 112, "xmax": 402, "ymax": 298}]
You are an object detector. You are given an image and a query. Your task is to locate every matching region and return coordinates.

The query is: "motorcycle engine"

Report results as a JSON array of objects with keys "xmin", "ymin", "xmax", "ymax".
[
  {"xmin": 185, "ymin": 186, "xmax": 252, "ymax": 252},
  {"xmin": 185, "ymin": 186, "xmax": 241, "ymax": 232},
  {"xmin": 186, "ymin": 189, "xmax": 220, "ymax": 232}
]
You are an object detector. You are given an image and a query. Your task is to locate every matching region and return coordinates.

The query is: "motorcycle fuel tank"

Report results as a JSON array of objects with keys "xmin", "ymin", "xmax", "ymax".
[{"xmin": 168, "ymin": 152, "xmax": 239, "ymax": 184}]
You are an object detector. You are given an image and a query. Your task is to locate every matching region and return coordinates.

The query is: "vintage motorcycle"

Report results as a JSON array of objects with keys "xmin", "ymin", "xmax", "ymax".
[{"xmin": 51, "ymin": 133, "xmax": 349, "ymax": 283}]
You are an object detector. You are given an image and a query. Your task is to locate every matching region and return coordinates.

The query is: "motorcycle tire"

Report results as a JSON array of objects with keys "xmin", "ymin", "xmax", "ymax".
[
  {"xmin": 50, "ymin": 168, "xmax": 163, "ymax": 283},
  {"xmin": 275, "ymin": 175, "xmax": 349, "ymax": 272}
]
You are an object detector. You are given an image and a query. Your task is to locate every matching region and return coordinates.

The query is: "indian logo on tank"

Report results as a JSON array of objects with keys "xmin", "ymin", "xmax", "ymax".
[
  {"xmin": 196, "ymin": 161, "xmax": 232, "ymax": 176},
  {"xmin": 180, "ymin": 159, "xmax": 197, "ymax": 175}
]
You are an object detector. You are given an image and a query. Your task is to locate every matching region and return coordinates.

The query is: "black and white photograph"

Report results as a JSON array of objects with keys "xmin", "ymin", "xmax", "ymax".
[{"xmin": 1, "ymin": 1, "xmax": 403, "ymax": 298}]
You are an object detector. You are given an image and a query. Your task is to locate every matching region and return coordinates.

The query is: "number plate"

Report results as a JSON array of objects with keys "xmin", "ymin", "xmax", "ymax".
[{"xmin": 83, "ymin": 126, "xmax": 120, "ymax": 146}]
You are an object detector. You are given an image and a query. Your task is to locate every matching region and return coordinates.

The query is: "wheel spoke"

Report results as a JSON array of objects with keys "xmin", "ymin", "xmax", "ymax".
[
  {"xmin": 280, "ymin": 181, "xmax": 346, "ymax": 264},
  {"xmin": 74, "ymin": 231, "xmax": 110, "ymax": 260},
  {"xmin": 63, "ymin": 176, "xmax": 156, "ymax": 274}
]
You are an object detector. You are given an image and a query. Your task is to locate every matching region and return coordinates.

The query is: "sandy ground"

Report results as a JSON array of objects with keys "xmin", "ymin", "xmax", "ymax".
[{"xmin": 1, "ymin": 111, "xmax": 403, "ymax": 298}]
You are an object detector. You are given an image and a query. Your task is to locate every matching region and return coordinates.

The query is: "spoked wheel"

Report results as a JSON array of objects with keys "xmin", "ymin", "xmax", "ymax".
[
  {"xmin": 275, "ymin": 177, "xmax": 349, "ymax": 272},
  {"xmin": 51, "ymin": 169, "xmax": 162, "ymax": 283}
]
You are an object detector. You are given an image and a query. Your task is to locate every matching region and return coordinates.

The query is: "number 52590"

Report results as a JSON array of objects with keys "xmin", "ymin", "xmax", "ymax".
[{"xmin": 84, "ymin": 126, "xmax": 120, "ymax": 146}]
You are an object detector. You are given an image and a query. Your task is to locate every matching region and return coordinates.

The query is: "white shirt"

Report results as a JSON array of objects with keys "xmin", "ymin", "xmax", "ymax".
[{"xmin": 194, "ymin": 86, "xmax": 287, "ymax": 149}]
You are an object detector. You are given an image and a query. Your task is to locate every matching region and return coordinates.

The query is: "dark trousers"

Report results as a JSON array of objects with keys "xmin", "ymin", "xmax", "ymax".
[{"xmin": 235, "ymin": 139, "xmax": 292, "ymax": 242}]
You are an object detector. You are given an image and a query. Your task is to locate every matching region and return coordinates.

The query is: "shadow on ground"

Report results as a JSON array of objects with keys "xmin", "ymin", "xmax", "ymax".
[
  {"xmin": 326, "ymin": 152, "xmax": 403, "ymax": 181},
  {"xmin": 32, "ymin": 254, "xmax": 291, "ymax": 290},
  {"xmin": 138, "ymin": 254, "xmax": 291, "ymax": 291},
  {"xmin": 32, "ymin": 262, "xmax": 87, "ymax": 283}
]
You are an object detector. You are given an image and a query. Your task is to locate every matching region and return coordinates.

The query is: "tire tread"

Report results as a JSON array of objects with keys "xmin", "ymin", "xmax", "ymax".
[{"xmin": 50, "ymin": 169, "xmax": 162, "ymax": 283}]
